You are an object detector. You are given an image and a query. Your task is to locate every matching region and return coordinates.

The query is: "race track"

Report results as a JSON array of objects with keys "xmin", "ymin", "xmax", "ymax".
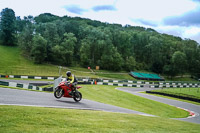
[
  {"xmin": 117, "ymin": 87, "xmax": 200, "ymax": 124},
  {"xmin": 0, "ymin": 78, "xmax": 200, "ymax": 124},
  {"xmin": 0, "ymin": 87, "xmax": 153, "ymax": 116}
]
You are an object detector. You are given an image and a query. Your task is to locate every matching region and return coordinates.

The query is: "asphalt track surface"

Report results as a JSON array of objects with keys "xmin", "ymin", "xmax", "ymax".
[
  {"xmin": 0, "ymin": 79, "xmax": 200, "ymax": 124},
  {"xmin": 0, "ymin": 87, "xmax": 153, "ymax": 116}
]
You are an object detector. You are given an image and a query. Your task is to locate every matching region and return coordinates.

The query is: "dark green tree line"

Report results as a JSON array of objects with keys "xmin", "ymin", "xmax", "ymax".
[
  {"xmin": 0, "ymin": 8, "xmax": 16, "ymax": 46},
  {"xmin": 1, "ymin": 8, "xmax": 200, "ymax": 78}
]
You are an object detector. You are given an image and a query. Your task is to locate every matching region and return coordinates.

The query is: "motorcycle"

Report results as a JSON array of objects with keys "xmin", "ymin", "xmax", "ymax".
[{"xmin": 54, "ymin": 81, "xmax": 82, "ymax": 102}]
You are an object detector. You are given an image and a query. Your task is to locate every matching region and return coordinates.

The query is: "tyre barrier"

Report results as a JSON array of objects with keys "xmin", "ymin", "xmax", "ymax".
[
  {"xmin": 146, "ymin": 91, "xmax": 200, "ymax": 103},
  {"xmin": 0, "ymin": 80, "xmax": 43, "ymax": 91},
  {"xmin": 96, "ymin": 79, "xmax": 158, "ymax": 85},
  {"xmin": 150, "ymin": 85, "xmax": 200, "ymax": 88},
  {"xmin": 0, "ymin": 74, "xmax": 57, "ymax": 80},
  {"xmin": 97, "ymin": 82, "xmax": 144, "ymax": 87},
  {"xmin": 1, "ymin": 74, "xmax": 200, "ymax": 88},
  {"xmin": 159, "ymin": 82, "xmax": 200, "ymax": 86}
]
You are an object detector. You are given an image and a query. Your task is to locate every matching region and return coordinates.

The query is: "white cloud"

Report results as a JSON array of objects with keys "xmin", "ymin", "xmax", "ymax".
[
  {"xmin": 156, "ymin": 25, "xmax": 200, "ymax": 43},
  {"xmin": 0, "ymin": 0, "xmax": 199, "ymax": 43},
  {"xmin": 115, "ymin": 0, "xmax": 197, "ymax": 21},
  {"xmin": 183, "ymin": 27, "xmax": 200, "ymax": 37}
]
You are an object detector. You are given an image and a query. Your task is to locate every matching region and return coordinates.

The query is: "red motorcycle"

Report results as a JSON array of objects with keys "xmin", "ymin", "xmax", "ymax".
[{"xmin": 54, "ymin": 81, "xmax": 82, "ymax": 102}]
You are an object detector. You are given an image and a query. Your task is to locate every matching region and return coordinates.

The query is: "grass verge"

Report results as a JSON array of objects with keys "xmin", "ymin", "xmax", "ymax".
[
  {"xmin": 79, "ymin": 85, "xmax": 189, "ymax": 118},
  {"xmin": 148, "ymin": 88, "xmax": 200, "ymax": 102},
  {"xmin": 0, "ymin": 45, "xmax": 133, "ymax": 80},
  {"xmin": 0, "ymin": 105, "xmax": 199, "ymax": 133},
  {"xmin": 142, "ymin": 91, "xmax": 200, "ymax": 105}
]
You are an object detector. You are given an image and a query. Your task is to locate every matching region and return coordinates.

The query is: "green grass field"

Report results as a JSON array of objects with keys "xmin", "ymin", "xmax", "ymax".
[
  {"xmin": 0, "ymin": 45, "xmax": 133, "ymax": 79},
  {"xmin": 143, "ymin": 92, "xmax": 200, "ymax": 105},
  {"xmin": 151, "ymin": 88, "xmax": 200, "ymax": 99},
  {"xmin": 1, "ymin": 45, "xmax": 198, "ymax": 81},
  {"xmin": 0, "ymin": 105, "xmax": 199, "ymax": 133},
  {"xmin": 79, "ymin": 85, "xmax": 189, "ymax": 118}
]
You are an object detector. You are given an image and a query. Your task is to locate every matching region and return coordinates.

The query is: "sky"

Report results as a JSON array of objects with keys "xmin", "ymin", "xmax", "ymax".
[{"xmin": 0, "ymin": 0, "xmax": 200, "ymax": 43}]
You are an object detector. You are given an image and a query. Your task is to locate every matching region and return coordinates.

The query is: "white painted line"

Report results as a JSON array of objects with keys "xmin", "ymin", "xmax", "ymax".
[{"xmin": 0, "ymin": 103, "xmax": 155, "ymax": 117}]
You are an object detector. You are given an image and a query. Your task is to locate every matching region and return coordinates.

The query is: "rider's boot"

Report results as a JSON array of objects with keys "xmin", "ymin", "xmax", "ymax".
[{"xmin": 69, "ymin": 87, "xmax": 75, "ymax": 96}]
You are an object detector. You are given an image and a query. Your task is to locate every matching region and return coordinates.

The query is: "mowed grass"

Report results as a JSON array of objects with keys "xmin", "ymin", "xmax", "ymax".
[
  {"xmin": 80, "ymin": 85, "xmax": 189, "ymax": 118},
  {"xmin": 0, "ymin": 105, "xmax": 199, "ymax": 133},
  {"xmin": 151, "ymin": 88, "xmax": 200, "ymax": 98},
  {"xmin": 0, "ymin": 45, "xmax": 133, "ymax": 79},
  {"xmin": 0, "ymin": 45, "xmax": 59, "ymax": 76}
]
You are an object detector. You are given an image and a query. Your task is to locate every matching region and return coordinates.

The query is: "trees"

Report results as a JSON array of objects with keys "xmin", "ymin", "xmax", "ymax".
[
  {"xmin": 6, "ymin": 8, "xmax": 200, "ymax": 75},
  {"xmin": 52, "ymin": 33, "xmax": 77, "ymax": 66},
  {"xmin": 171, "ymin": 51, "xmax": 187, "ymax": 76},
  {"xmin": 100, "ymin": 44, "xmax": 123, "ymax": 71},
  {"xmin": 18, "ymin": 24, "xmax": 34, "ymax": 54},
  {"xmin": 125, "ymin": 56, "xmax": 137, "ymax": 71},
  {"xmin": 0, "ymin": 8, "xmax": 16, "ymax": 46},
  {"xmin": 31, "ymin": 35, "xmax": 47, "ymax": 64}
]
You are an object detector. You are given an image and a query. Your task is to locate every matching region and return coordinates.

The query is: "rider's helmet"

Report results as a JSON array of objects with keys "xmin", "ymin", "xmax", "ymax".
[{"xmin": 66, "ymin": 71, "xmax": 71, "ymax": 77}]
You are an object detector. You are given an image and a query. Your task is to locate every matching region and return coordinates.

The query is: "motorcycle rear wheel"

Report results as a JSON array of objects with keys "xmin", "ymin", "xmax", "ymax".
[
  {"xmin": 73, "ymin": 91, "xmax": 82, "ymax": 102},
  {"xmin": 54, "ymin": 87, "xmax": 64, "ymax": 99}
]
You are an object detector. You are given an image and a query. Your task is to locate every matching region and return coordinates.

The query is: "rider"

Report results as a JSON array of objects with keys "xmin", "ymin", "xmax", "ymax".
[{"xmin": 66, "ymin": 71, "xmax": 78, "ymax": 94}]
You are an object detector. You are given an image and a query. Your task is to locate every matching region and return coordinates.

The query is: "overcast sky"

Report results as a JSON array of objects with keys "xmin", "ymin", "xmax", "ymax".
[{"xmin": 0, "ymin": 0, "xmax": 200, "ymax": 43}]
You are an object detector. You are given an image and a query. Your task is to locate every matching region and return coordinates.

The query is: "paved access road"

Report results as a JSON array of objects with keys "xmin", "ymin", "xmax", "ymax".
[
  {"xmin": 117, "ymin": 87, "xmax": 200, "ymax": 124},
  {"xmin": 0, "ymin": 87, "xmax": 153, "ymax": 116}
]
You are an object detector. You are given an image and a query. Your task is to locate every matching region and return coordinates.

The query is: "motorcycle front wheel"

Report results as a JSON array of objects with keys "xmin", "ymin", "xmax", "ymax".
[
  {"xmin": 73, "ymin": 91, "xmax": 82, "ymax": 102},
  {"xmin": 54, "ymin": 87, "xmax": 64, "ymax": 99}
]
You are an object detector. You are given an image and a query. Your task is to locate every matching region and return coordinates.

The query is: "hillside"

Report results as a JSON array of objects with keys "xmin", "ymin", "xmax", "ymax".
[
  {"xmin": 0, "ymin": 45, "xmax": 135, "ymax": 79},
  {"xmin": 1, "ymin": 45, "xmax": 198, "ymax": 81},
  {"xmin": 1, "ymin": 10, "xmax": 200, "ymax": 79}
]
